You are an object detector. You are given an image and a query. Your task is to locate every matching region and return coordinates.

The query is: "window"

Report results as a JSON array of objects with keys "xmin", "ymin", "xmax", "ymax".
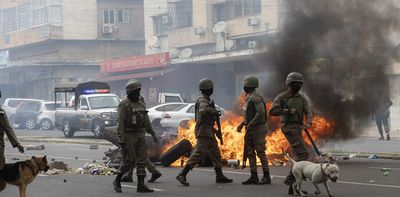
[
  {"xmin": 4, "ymin": 8, "xmax": 17, "ymax": 33},
  {"xmin": 18, "ymin": 101, "xmax": 41, "ymax": 112},
  {"xmin": 104, "ymin": 10, "xmax": 115, "ymax": 24},
  {"xmin": 0, "ymin": 11, "xmax": 3, "ymax": 34},
  {"xmin": 154, "ymin": 14, "xmax": 169, "ymax": 34},
  {"xmin": 32, "ymin": 0, "xmax": 48, "ymax": 26},
  {"xmin": 155, "ymin": 104, "xmax": 187, "ymax": 112},
  {"xmin": 7, "ymin": 100, "xmax": 24, "ymax": 108},
  {"xmin": 49, "ymin": 0, "xmax": 62, "ymax": 24},
  {"xmin": 117, "ymin": 9, "xmax": 129, "ymax": 23},
  {"xmin": 244, "ymin": 0, "xmax": 261, "ymax": 16},
  {"xmin": 80, "ymin": 98, "xmax": 88, "ymax": 109},
  {"xmin": 169, "ymin": 0, "xmax": 192, "ymax": 29},
  {"xmin": 45, "ymin": 103, "xmax": 61, "ymax": 111},
  {"xmin": 234, "ymin": 0, "xmax": 243, "ymax": 17},
  {"xmin": 165, "ymin": 96, "xmax": 183, "ymax": 103},
  {"xmin": 187, "ymin": 105, "xmax": 194, "ymax": 114},
  {"xmin": 17, "ymin": 3, "xmax": 30, "ymax": 30},
  {"xmin": 88, "ymin": 96, "xmax": 120, "ymax": 109},
  {"xmin": 213, "ymin": 3, "xmax": 227, "ymax": 23}
]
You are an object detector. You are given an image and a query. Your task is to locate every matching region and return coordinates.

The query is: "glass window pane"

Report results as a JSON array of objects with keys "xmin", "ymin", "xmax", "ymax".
[
  {"xmin": 253, "ymin": 0, "xmax": 261, "ymax": 14},
  {"xmin": 49, "ymin": 5, "xmax": 62, "ymax": 24},
  {"xmin": 104, "ymin": 10, "xmax": 109, "ymax": 24},
  {"xmin": 117, "ymin": 10, "xmax": 123, "ymax": 23},
  {"xmin": 122, "ymin": 9, "xmax": 129, "ymax": 23},
  {"xmin": 110, "ymin": 10, "xmax": 115, "ymax": 24}
]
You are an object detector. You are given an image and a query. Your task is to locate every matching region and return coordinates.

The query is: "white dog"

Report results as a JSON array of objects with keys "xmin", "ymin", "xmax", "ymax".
[{"xmin": 287, "ymin": 154, "xmax": 339, "ymax": 197}]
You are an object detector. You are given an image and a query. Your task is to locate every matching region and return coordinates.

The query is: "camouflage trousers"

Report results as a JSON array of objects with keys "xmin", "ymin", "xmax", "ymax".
[
  {"xmin": 186, "ymin": 137, "xmax": 223, "ymax": 169},
  {"xmin": 118, "ymin": 132, "xmax": 147, "ymax": 176},
  {"xmin": 121, "ymin": 146, "xmax": 159, "ymax": 176},
  {"xmin": 283, "ymin": 123, "xmax": 309, "ymax": 161},
  {"xmin": 245, "ymin": 125, "xmax": 269, "ymax": 171}
]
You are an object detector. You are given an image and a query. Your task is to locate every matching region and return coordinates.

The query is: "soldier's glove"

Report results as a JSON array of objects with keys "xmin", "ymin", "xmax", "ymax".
[
  {"xmin": 237, "ymin": 122, "xmax": 245, "ymax": 133},
  {"xmin": 152, "ymin": 135, "xmax": 159, "ymax": 144},
  {"xmin": 16, "ymin": 144, "xmax": 24, "ymax": 153}
]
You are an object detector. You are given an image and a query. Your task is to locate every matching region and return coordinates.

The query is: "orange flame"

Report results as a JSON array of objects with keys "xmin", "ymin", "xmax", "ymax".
[{"xmin": 162, "ymin": 95, "xmax": 334, "ymax": 166}]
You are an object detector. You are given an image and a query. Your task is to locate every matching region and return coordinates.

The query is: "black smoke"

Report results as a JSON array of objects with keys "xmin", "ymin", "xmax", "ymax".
[{"xmin": 265, "ymin": 0, "xmax": 400, "ymax": 139}]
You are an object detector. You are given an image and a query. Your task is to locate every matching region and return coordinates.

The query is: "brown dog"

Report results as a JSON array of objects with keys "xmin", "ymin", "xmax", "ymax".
[{"xmin": 0, "ymin": 156, "xmax": 50, "ymax": 197}]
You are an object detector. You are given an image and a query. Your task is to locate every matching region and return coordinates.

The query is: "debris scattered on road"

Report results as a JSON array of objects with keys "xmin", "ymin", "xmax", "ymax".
[
  {"xmin": 384, "ymin": 171, "xmax": 390, "ymax": 176},
  {"xmin": 45, "ymin": 169, "xmax": 69, "ymax": 175},
  {"xmin": 341, "ymin": 156, "xmax": 350, "ymax": 160},
  {"xmin": 227, "ymin": 159, "xmax": 240, "ymax": 168},
  {"xmin": 369, "ymin": 180, "xmax": 376, "ymax": 183},
  {"xmin": 49, "ymin": 161, "xmax": 69, "ymax": 171},
  {"xmin": 369, "ymin": 154, "xmax": 377, "ymax": 159},
  {"xmin": 64, "ymin": 179, "xmax": 67, "ymax": 183},
  {"xmin": 89, "ymin": 144, "xmax": 99, "ymax": 150},
  {"xmin": 26, "ymin": 145, "xmax": 45, "ymax": 150},
  {"xmin": 349, "ymin": 153, "xmax": 357, "ymax": 159},
  {"xmin": 75, "ymin": 157, "xmax": 79, "ymax": 160},
  {"xmin": 12, "ymin": 157, "xmax": 19, "ymax": 161},
  {"xmin": 77, "ymin": 162, "xmax": 118, "ymax": 175}
]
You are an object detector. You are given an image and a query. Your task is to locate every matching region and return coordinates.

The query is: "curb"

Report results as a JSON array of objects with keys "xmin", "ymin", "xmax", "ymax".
[
  {"xmin": 15, "ymin": 137, "xmax": 114, "ymax": 146},
  {"xmin": 328, "ymin": 151, "xmax": 400, "ymax": 160}
]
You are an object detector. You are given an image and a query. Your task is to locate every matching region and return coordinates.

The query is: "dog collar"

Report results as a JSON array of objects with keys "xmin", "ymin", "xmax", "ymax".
[{"xmin": 320, "ymin": 163, "xmax": 328, "ymax": 177}]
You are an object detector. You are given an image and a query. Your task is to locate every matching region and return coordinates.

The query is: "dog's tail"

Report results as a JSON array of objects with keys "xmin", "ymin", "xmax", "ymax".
[{"xmin": 281, "ymin": 147, "xmax": 296, "ymax": 164}]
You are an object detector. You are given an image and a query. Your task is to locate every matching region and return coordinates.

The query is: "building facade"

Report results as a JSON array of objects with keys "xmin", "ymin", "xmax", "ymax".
[{"xmin": 0, "ymin": 0, "xmax": 145, "ymax": 101}]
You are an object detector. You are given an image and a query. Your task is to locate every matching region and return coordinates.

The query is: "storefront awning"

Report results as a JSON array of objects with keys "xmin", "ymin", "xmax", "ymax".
[{"xmin": 97, "ymin": 68, "xmax": 177, "ymax": 82}]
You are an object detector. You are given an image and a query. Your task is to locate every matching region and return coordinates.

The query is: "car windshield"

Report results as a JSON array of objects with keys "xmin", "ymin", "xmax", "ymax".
[
  {"xmin": 17, "ymin": 101, "xmax": 41, "ymax": 112},
  {"xmin": 165, "ymin": 96, "xmax": 182, "ymax": 103},
  {"xmin": 88, "ymin": 96, "xmax": 120, "ymax": 109},
  {"xmin": 45, "ymin": 103, "xmax": 61, "ymax": 111},
  {"xmin": 7, "ymin": 100, "xmax": 24, "ymax": 108}
]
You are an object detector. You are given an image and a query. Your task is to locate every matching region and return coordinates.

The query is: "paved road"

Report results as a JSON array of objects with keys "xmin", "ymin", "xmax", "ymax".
[{"xmin": 2, "ymin": 139, "xmax": 400, "ymax": 197}]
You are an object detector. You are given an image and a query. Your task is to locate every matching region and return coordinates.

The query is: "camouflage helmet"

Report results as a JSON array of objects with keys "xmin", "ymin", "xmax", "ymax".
[
  {"xmin": 199, "ymin": 78, "xmax": 213, "ymax": 90},
  {"xmin": 243, "ymin": 76, "xmax": 259, "ymax": 88},
  {"xmin": 286, "ymin": 72, "xmax": 304, "ymax": 85},
  {"xmin": 125, "ymin": 79, "xmax": 142, "ymax": 93}
]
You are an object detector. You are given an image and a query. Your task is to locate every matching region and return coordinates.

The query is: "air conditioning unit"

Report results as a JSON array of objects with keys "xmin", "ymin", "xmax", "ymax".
[
  {"xmin": 247, "ymin": 17, "xmax": 260, "ymax": 27},
  {"xmin": 102, "ymin": 24, "xmax": 113, "ymax": 34},
  {"xmin": 161, "ymin": 15, "xmax": 169, "ymax": 25},
  {"xmin": 193, "ymin": 27, "xmax": 205, "ymax": 35},
  {"xmin": 248, "ymin": 40, "xmax": 258, "ymax": 49}
]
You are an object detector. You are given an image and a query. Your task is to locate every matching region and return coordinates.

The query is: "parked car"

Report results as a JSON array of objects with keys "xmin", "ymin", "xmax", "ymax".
[
  {"xmin": 147, "ymin": 103, "xmax": 190, "ymax": 130},
  {"xmin": 2, "ymin": 98, "xmax": 43, "ymax": 118},
  {"xmin": 12, "ymin": 100, "xmax": 44, "ymax": 130},
  {"xmin": 37, "ymin": 101, "xmax": 61, "ymax": 130},
  {"xmin": 159, "ymin": 103, "xmax": 226, "ymax": 129}
]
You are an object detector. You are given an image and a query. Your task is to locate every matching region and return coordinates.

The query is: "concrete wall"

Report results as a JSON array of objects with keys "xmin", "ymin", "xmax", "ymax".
[
  {"xmin": 144, "ymin": 0, "xmax": 168, "ymax": 54},
  {"xmin": 63, "ymin": 0, "xmax": 98, "ymax": 40}
]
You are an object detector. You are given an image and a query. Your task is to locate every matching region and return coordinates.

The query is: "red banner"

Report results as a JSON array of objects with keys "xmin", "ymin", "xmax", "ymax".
[{"xmin": 100, "ymin": 53, "xmax": 169, "ymax": 74}]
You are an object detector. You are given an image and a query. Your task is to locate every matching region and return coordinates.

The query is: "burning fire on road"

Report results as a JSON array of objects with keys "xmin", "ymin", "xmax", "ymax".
[{"xmin": 162, "ymin": 93, "xmax": 334, "ymax": 166}]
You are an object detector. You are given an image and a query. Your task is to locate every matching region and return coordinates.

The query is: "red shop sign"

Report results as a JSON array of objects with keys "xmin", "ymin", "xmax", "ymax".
[{"xmin": 101, "ymin": 53, "xmax": 169, "ymax": 74}]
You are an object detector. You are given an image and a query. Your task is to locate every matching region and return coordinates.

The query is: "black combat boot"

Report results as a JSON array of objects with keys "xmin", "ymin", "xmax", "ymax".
[
  {"xmin": 387, "ymin": 134, "xmax": 391, "ymax": 141},
  {"xmin": 113, "ymin": 173, "xmax": 123, "ymax": 193},
  {"xmin": 215, "ymin": 167, "xmax": 233, "ymax": 183},
  {"xmin": 148, "ymin": 171, "xmax": 162, "ymax": 183},
  {"xmin": 121, "ymin": 172, "xmax": 133, "ymax": 182},
  {"xmin": 137, "ymin": 176, "xmax": 154, "ymax": 193},
  {"xmin": 176, "ymin": 165, "xmax": 191, "ymax": 186},
  {"xmin": 242, "ymin": 171, "xmax": 259, "ymax": 185},
  {"xmin": 258, "ymin": 170, "xmax": 272, "ymax": 185},
  {"xmin": 284, "ymin": 171, "xmax": 295, "ymax": 186}
]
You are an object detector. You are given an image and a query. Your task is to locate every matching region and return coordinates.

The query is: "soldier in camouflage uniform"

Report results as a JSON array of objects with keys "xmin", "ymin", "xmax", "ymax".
[
  {"xmin": 0, "ymin": 96, "xmax": 24, "ymax": 170},
  {"xmin": 176, "ymin": 78, "xmax": 233, "ymax": 186},
  {"xmin": 237, "ymin": 76, "xmax": 271, "ymax": 185},
  {"xmin": 113, "ymin": 79, "xmax": 158, "ymax": 193},
  {"xmin": 269, "ymin": 72, "xmax": 313, "ymax": 195}
]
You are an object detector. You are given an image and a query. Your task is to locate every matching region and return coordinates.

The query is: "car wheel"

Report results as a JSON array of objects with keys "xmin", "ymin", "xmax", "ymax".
[
  {"xmin": 12, "ymin": 121, "xmax": 21, "ymax": 129},
  {"xmin": 63, "ymin": 120, "xmax": 74, "ymax": 138},
  {"xmin": 40, "ymin": 119, "xmax": 53, "ymax": 130},
  {"xmin": 25, "ymin": 119, "xmax": 37, "ymax": 130},
  {"xmin": 92, "ymin": 121, "xmax": 104, "ymax": 138},
  {"xmin": 159, "ymin": 139, "xmax": 193, "ymax": 167}
]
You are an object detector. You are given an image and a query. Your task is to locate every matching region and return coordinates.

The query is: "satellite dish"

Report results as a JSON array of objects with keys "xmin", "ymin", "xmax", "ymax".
[
  {"xmin": 213, "ymin": 21, "xmax": 227, "ymax": 33},
  {"xmin": 147, "ymin": 36, "xmax": 160, "ymax": 48},
  {"xmin": 180, "ymin": 48, "xmax": 193, "ymax": 59}
]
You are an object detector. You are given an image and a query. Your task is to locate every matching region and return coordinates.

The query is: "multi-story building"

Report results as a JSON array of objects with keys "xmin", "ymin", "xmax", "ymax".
[
  {"xmin": 0, "ymin": 0, "xmax": 145, "ymax": 101},
  {"xmin": 142, "ymin": 0, "xmax": 279, "ymax": 108}
]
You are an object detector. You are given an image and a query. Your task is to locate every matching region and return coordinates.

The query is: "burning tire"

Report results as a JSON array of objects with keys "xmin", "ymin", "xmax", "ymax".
[{"xmin": 160, "ymin": 139, "xmax": 192, "ymax": 167}]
